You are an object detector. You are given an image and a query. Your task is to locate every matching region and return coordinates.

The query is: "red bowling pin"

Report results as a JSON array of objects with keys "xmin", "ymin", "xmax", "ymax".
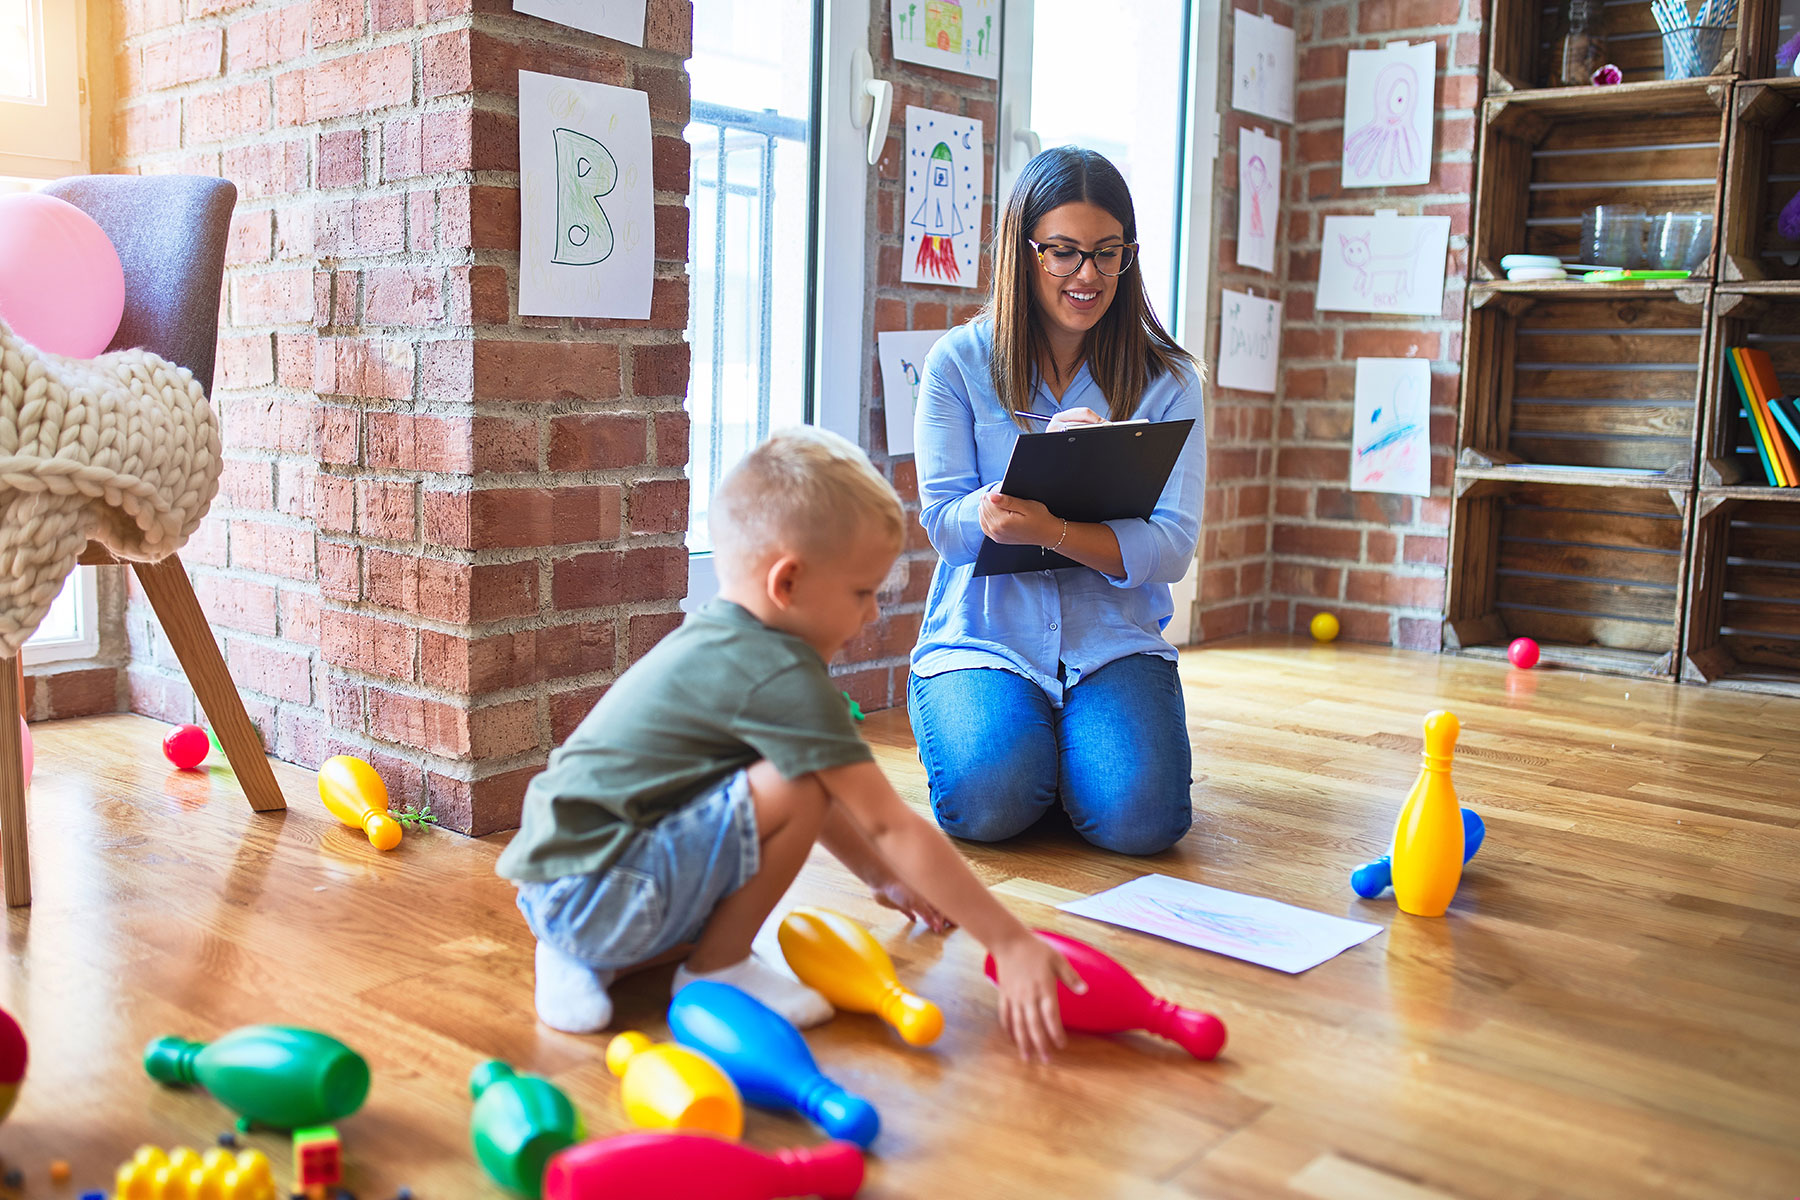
[
  {"xmin": 543, "ymin": 1132, "xmax": 863, "ymax": 1200},
  {"xmin": 984, "ymin": 930, "xmax": 1227, "ymax": 1060}
]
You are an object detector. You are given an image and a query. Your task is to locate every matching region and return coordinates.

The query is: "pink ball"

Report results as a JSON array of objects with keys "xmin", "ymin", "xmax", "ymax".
[
  {"xmin": 163, "ymin": 723, "xmax": 210, "ymax": 770},
  {"xmin": 0, "ymin": 193, "xmax": 125, "ymax": 358},
  {"xmin": 1508, "ymin": 636, "xmax": 1541, "ymax": 670},
  {"xmin": 17, "ymin": 718, "xmax": 29, "ymax": 788}
]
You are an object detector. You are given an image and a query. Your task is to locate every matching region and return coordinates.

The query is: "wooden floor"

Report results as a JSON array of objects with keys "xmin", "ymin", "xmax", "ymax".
[{"xmin": 3, "ymin": 635, "xmax": 1797, "ymax": 1199}]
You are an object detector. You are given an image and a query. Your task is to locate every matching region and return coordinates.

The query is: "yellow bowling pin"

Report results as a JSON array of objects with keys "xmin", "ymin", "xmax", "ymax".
[
  {"xmin": 1390, "ymin": 710, "xmax": 1464, "ymax": 917},
  {"xmin": 318, "ymin": 755, "xmax": 403, "ymax": 851},
  {"xmin": 777, "ymin": 906, "xmax": 943, "ymax": 1046},
  {"xmin": 606, "ymin": 1031, "xmax": 743, "ymax": 1138}
]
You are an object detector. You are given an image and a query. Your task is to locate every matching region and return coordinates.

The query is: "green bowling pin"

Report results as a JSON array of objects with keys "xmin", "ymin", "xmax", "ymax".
[
  {"xmin": 143, "ymin": 1025, "xmax": 370, "ymax": 1129},
  {"xmin": 470, "ymin": 1060, "xmax": 584, "ymax": 1198}
]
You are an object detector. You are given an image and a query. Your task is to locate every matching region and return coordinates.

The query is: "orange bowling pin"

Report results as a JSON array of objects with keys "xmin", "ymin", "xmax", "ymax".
[
  {"xmin": 777, "ymin": 907, "xmax": 942, "ymax": 1046},
  {"xmin": 1390, "ymin": 710, "xmax": 1464, "ymax": 917},
  {"xmin": 317, "ymin": 756, "xmax": 403, "ymax": 851},
  {"xmin": 606, "ymin": 1031, "xmax": 743, "ymax": 1138}
]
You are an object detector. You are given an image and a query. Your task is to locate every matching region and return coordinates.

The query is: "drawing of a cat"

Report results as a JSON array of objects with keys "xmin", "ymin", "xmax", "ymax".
[{"xmin": 1338, "ymin": 232, "xmax": 1417, "ymax": 307}]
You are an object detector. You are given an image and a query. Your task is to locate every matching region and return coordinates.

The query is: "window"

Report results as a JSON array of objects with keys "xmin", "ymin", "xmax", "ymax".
[
  {"xmin": 999, "ymin": 0, "xmax": 1225, "ymax": 642},
  {"xmin": 0, "ymin": 0, "xmax": 83, "ymax": 178},
  {"xmin": 682, "ymin": 0, "xmax": 873, "ymax": 607},
  {"xmin": 22, "ymin": 566, "xmax": 98, "ymax": 665}
]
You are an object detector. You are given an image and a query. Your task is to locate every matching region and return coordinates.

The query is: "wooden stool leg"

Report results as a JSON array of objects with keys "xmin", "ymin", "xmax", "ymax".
[
  {"xmin": 0, "ymin": 655, "xmax": 29, "ymax": 907},
  {"xmin": 132, "ymin": 556, "xmax": 287, "ymax": 814}
]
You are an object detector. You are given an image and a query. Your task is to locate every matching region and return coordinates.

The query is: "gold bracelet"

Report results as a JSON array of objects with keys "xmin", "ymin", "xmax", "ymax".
[{"xmin": 1052, "ymin": 518, "xmax": 1069, "ymax": 550}]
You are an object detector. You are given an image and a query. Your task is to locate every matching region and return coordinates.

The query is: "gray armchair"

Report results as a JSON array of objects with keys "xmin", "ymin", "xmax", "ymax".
[{"xmin": 0, "ymin": 175, "xmax": 286, "ymax": 908}]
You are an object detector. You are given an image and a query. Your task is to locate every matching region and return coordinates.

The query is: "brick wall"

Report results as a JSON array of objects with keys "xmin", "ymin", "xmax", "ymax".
[
  {"xmin": 1265, "ymin": 0, "xmax": 1482, "ymax": 647},
  {"xmin": 837, "ymin": 16, "xmax": 998, "ymax": 715},
  {"xmin": 1196, "ymin": 0, "xmax": 1291, "ymax": 644},
  {"xmin": 110, "ymin": 0, "xmax": 694, "ymax": 833}
]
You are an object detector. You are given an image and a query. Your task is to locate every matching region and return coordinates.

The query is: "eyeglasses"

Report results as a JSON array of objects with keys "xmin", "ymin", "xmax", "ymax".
[{"xmin": 1027, "ymin": 239, "xmax": 1138, "ymax": 278}]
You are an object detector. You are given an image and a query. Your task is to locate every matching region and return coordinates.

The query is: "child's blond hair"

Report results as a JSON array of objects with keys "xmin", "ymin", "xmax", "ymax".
[{"xmin": 710, "ymin": 427, "xmax": 905, "ymax": 584}]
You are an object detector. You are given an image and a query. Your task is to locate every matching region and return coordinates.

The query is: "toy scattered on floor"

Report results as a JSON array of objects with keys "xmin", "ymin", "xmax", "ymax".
[
  {"xmin": 217, "ymin": 1130, "xmax": 239, "ymax": 1148},
  {"xmin": 543, "ymin": 1132, "xmax": 864, "ymax": 1200},
  {"xmin": 317, "ymin": 755, "xmax": 403, "ymax": 851},
  {"xmin": 0, "ymin": 192, "xmax": 125, "ymax": 357},
  {"xmin": 778, "ymin": 907, "xmax": 943, "ymax": 1047},
  {"xmin": 667, "ymin": 981, "xmax": 880, "ymax": 1148},
  {"xmin": 162, "ymin": 723, "xmax": 211, "ymax": 770},
  {"xmin": 606, "ymin": 1031, "xmax": 742, "ymax": 1139},
  {"xmin": 1352, "ymin": 807, "xmax": 1485, "ymax": 899},
  {"xmin": 1507, "ymin": 636, "xmax": 1540, "ymax": 670},
  {"xmin": 293, "ymin": 1125, "xmax": 342, "ymax": 1195},
  {"xmin": 112, "ymin": 1145, "xmax": 275, "ymax": 1200},
  {"xmin": 50, "ymin": 1160, "xmax": 70, "ymax": 1184},
  {"xmin": 144, "ymin": 1025, "xmax": 371, "ymax": 1130},
  {"xmin": 983, "ymin": 930, "xmax": 1227, "ymax": 1060},
  {"xmin": 0, "ymin": 1005, "xmax": 25, "ymax": 1124},
  {"xmin": 469, "ymin": 1060, "xmax": 584, "ymax": 1199},
  {"xmin": 841, "ymin": 691, "xmax": 865, "ymax": 723},
  {"xmin": 1309, "ymin": 612, "xmax": 1340, "ymax": 642},
  {"xmin": 1389, "ymin": 710, "xmax": 1465, "ymax": 917}
]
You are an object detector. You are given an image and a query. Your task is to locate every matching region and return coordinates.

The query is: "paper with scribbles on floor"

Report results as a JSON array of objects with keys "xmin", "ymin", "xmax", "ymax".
[{"xmin": 1059, "ymin": 873, "xmax": 1382, "ymax": 973}]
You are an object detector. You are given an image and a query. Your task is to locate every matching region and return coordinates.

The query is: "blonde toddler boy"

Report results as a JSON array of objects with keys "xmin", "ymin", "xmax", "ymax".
[{"xmin": 496, "ymin": 427, "xmax": 1080, "ymax": 1058}]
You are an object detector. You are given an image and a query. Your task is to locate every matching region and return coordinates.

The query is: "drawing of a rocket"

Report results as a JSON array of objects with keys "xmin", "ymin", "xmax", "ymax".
[{"xmin": 910, "ymin": 140, "xmax": 964, "ymax": 281}]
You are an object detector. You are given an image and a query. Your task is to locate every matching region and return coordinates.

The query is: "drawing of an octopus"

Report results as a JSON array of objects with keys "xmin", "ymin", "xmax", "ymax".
[{"xmin": 1344, "ymin": 62, "xmax": 1421, "ymax": 183}]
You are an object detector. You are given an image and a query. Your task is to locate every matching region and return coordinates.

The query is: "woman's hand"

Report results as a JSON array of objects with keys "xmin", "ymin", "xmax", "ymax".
[
  {"xmin": 980, "ymin": 493, "xmax": 1059, "ymax": 546},
  {"xmin": 990, "ymin": 931, "xmax": 1086, "ymax": 1062},
  {"xmin": 1046, "ymin": 406, "xmax": 1106, "ymax": 432},
  {"xmin": 869, "ymin": 877, "xmax": 955, "ymax": 933}
]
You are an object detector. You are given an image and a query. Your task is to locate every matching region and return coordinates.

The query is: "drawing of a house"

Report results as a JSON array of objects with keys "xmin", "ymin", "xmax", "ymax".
[{"xmin": 925, "ymin": 0, "xmax": 963, "ymax": 52}]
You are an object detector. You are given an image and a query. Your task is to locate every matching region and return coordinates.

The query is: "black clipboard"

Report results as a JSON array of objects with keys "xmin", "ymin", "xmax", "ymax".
[{"xmin": 972, "ymin": 418, "xmax": 1196, "ymax": 577}]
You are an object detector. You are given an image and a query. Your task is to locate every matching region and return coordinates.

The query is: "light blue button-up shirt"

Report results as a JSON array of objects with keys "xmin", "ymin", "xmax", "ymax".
[{"xmin": 910, "ymin": 319, "xmax": 1207, "ymax": 706}]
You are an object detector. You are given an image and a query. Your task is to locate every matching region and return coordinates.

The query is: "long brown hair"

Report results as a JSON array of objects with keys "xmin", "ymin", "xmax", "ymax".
[{"xmin": 984, "ymin": 147, "xmax": 1196, "ymax": 428}]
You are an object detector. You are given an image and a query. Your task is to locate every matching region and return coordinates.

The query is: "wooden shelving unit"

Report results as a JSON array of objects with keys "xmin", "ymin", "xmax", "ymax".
[{"xmin": 1450, "ymin": 0, "xmax": 1800, "ymax": 694}]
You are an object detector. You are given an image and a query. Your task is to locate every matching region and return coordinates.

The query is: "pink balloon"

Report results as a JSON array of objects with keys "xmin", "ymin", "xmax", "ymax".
[{"xmin": 0, "ymin": 193, "xmax": 125, "ymax": 358}]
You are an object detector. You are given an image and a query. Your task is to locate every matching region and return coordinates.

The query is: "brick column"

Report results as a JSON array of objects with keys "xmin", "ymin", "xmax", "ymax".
[{"xmin": 113, "ymin": 0, "xmax": 695, "ymax": 835}]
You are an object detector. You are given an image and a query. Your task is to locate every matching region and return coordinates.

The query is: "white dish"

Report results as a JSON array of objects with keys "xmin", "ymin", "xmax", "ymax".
[
  {"xmin": 1500, "ymin": 253, "xmax": 1564, "ymax": 270},
  {"xmin": 1506, "ymin": 266, "xmax": 1568, "ymax": 281}
]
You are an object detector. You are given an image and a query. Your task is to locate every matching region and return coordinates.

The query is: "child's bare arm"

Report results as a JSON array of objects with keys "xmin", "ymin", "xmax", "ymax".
[
  {"xmin": 813, "ymin": 760, "xmax": 1085, "ymax": 1060},
  {"xmin": 818, "ymin": 804, "xmax": 953, "ymax": 932}
]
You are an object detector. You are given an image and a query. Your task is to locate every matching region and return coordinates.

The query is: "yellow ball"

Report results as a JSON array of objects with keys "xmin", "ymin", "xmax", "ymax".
[{"xmin": 1310, "ymin": 612, "xmax": 1340, "ymax": 642}]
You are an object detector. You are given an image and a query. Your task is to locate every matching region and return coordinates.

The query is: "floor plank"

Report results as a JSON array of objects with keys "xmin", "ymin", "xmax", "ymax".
[{"xmin": 1, "ymin": 635, "xmax": 1796, "ymax": 1199}]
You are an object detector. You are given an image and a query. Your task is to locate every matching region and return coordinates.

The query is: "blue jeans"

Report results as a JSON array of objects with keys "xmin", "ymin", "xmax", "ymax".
[
  {"xmin": 908, "ymin": 655, "xmax": 1193, "ymax": 856},
  {"xmin": 514, "ymin": 768, "xmax": 759, "ymax": 971}
]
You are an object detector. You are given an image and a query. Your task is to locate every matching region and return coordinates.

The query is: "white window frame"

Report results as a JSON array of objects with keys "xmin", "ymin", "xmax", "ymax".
[
  {"xmin": 0, "ymin": 0, "xmax": 85, "ymax": 179},
  {"xmin": 994, "ymin": 0, "xmax": 1224, "ymax": 643},
  {"xmin": 22, "ymin": 565, "xmax": 99, "ymax": 666},
  {"xmin": 684, "ymin": 0, "xmax": 874, "ymax": 611}
]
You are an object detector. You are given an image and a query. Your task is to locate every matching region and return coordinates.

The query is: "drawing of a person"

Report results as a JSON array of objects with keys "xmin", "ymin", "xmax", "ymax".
[{"xmin": 1245, "ymin": 155, "xmax": 1268, "ymax": 239}]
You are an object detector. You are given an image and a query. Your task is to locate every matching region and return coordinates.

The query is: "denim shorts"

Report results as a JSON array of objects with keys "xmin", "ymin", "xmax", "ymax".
[{"xmin": 514, "ymin": 768, "xmax": 759, "ymax": 971}]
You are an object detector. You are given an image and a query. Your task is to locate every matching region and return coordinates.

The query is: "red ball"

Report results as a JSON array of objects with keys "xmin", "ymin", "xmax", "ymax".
[
  {"xmin": 1508, "ymin": 637, "xmax": 1541, "ymax": 670},
  {"xmin": 162, "ymin": 723, "xmax": 210, "ymax": 770}
]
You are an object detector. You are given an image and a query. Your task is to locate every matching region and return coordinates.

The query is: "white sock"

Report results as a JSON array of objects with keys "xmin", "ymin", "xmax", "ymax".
[
  {"xmin": 534, "ymin": 940, "xmax": 617, "ymax": 1034},
  {"xmin": 672, "ymin": 955, "xmax": 834, "ymax": 1029}
]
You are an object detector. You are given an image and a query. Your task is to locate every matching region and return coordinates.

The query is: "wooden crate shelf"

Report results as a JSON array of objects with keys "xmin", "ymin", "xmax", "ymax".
[
  {"xmin": 1472, "ymin": 84, "xmax": 1728, "ymax": 281},
  {"xmin": 1721, "ymin": 77, "xmax": 1800, "ymax": 281},
  {"xmin": 1446, "ymin": 481, "xmax": 1690, "ymax": 675},
  {"xmin": 1459, "ymin": 289, "xmax": 1710, "ymax": 473},
  {"xmin": 1699, "ymin": 287, "xmax": 1800, "ymax": 487},
  {"xmin": 1682, "ymin": 497, "xmax": 1800, "ymax": 695},
  {"xmin": 1493, "ymin": 2, "xmax": 1760, "ymax": 92},
  {"xmin": 1455, "ymin": 6, "xmax": 1800, "ymax": 684}
]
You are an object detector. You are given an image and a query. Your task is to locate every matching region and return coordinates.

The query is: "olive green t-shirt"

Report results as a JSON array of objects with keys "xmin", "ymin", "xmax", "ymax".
[{"xmin": 494, "ymin": 599, "xmax": 874, "ymax": 883}]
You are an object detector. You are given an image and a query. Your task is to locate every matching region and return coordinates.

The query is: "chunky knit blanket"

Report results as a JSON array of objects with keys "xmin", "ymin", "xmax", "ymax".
[{"xmin": 0, "ymin": 318, "xmax": 220, "ymax": 656}]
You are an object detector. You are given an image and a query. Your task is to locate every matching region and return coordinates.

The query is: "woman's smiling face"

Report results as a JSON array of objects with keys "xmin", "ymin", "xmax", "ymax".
[{"xmin": 1028, "ymin": 201, "xmax": 1126, "ymax": 347}]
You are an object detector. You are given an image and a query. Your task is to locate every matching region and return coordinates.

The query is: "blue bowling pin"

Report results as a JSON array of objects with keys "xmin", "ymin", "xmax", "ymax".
[
  {"xmin": 666, "ymin": 981, "xmax": 880, "ymax": 1148},
  {"xmin": 1352, "ymin": 808, "xmax": 1486, "ymax": 898}
]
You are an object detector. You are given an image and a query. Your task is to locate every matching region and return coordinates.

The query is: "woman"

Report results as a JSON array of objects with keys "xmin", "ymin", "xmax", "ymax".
[{"xmin": 909, "ymin": 146, "xmax": 1205, "ymax": 857}]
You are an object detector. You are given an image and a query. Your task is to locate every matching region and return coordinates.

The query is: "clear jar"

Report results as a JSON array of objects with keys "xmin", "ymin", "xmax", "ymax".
[{"xmin": 1550, "ymin": 0, "xmax": 1607, "ymax": 87}]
